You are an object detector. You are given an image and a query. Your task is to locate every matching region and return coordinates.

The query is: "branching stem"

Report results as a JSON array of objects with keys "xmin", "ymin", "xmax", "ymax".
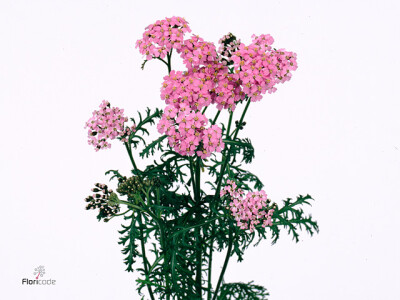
[
  {"xmin": 195, "ymin": 157, "xmax": 203, "ymax": 297},
  {"xmin": 124, "ymin": 142, "xmax": 138, "ymax": 172},
  {"xmin": 212, "ymin": 227, "xmax": 233, "ymax": 300},
  {"xmin": 138, "ymin": 214, "xmax": 156, "ymax": 300},
  {"xmin": 212, "ymin": 110, "xmax": 221, "ymax": 125},
  {"xmin": 211, "ymin": 99, "xmax": 251, "ymax": 299}
]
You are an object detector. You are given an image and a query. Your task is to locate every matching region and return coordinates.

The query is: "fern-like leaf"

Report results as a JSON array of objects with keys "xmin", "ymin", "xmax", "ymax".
[
  {"xmin": 270, "ymin": 194, "xmax": 319, "ymax": 244},
  {"xmin": 118, "ymin": 213, "xmax": 140, "ymax": 272},
  {"xmin": 218, "ymin": 281, "xmax": 269, "ymax": 300},
  {"xmin": 140, "ymin": 135, "xmax": 167, "ymax": 158}
]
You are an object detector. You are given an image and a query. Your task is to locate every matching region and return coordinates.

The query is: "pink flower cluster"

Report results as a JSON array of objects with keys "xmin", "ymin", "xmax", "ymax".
[
  {"xmin": 135, "ymin": 16, "xmax": 191, "ymax": 60},
  {"xmin": 177, "ymin": 35, "xmax": 218, "ymax": 68},
  {"xmin": 221, "ymin": 180, "xmax": 274, "ymax": 232},
  {"xmin": 201, "ymin": 125, "xmax": 224, "ymax": 158},
  {"xmin": 161, "ymin": 70, "xmax": 213, "ymax": 110},
  {"xmin": 85, "ymin": 100, "xmax": 135, "ymax": 151},
  {"xmin": 230, "ymin": 34, "xmax": 298, "ymax": 101},
  {"xmin": 135, "ymin": 17, "xmax": 299, "ymax": 160},
  {"xmin": 158, "ymin": 58, "xmax": 242, "ymax": 158},
  {"xmin": 157, "ymin": 103, "xmax": 224, "ymax": 158},
  {"xmin": 160, "ymin": 65, "xmax": 244, "ymax": 112}
]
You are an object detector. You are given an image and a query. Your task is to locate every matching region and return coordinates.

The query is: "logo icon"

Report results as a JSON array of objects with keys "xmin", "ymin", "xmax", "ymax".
[
  {"xmin": 33, "ymin": 266, "xmax": 45, "ymax": 279},
  {"xmin": 22, "ymin": 265, "xmax": 56, "ymax": 286}
]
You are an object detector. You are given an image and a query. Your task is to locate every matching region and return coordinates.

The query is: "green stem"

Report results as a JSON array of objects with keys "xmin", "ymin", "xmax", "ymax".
[
  {"xmin": 189, "ymin": 158, "xmax": 197, "ymax": 199},
  {"xmin": 206, "ymin": 110, "xmax": 228, "ymax": 299},
  {"xmin": 172, "ymin": 216, "xmax": 221, "ymax": 238},
  {"xmin": 211, "ymin": 110, "xmax": 221, "ymax": 125},
  {"xmin": 207, "ymin": 109, "xmax": 233, "ymax": 299},
  {"xmin": 232, "ymin": 98, "xmax": 251, "ymax": 140},
  {"xmin": 212, "ymin": 227, "xmax": 233, "ymax": 300},
  {"xmin": 207, "ymin": 229, "xmax": 214, "ymax": 300},
  {"xmin": 104, "ymin": 209, "xmax": 129, "ymax": 221},
  {"xmin": 118, "ymin": 200, "xmax": 162, "ymax": 228},
  {"xmin": 119, "ymin": 195, "xmax": 170, "ymax": 298},
  {"xmin": 124, "ymin": 142, "xmax": 138, "ymax": 172},
  {"xmin": 130, "ymin": 196, "xmax": 169, "ymax": 298},
  {"xmin": 156, "ymin": 188, "xmax": 161, "ymax": 218},
  {"xmin": 214, "ymin": 153, "xmax": 230, "ymax": 200},
  {"xmin": 156, "ymin": 50, "xmax": 172, "ymax": 74},
  {"xmin": 156, "ymin": 57, "xmax": 169, "ymax": 68},
  {"xmin": 195, "ymin": 157, "xmax": 202, "ymax": 298},
  {"xmin": 171, "ymin": 235, "xmax": 178, "ymax": 289},
  {"xmin": 226, "ymin": 110, "xmax": 234, "ymax": 137},
  {"xmin": 210, "ymin": 99, "xmax": 251, "ymax": 298},
  {"xmin": 167, "ymin": 50, "xmax": 172, "ymax": 74},
  {"xmin": 214, "ymin": 99, "xmax": 251, "ymax": 197},
  {"xmin": 195, "ymin": 157, "xmax": 201, "ymax": 202},
  {"xmin": 161, "ymin": 224, "xmax": 170, "ymax": 300},
  {"xmin": 138, "ymin": 214, "xmax": 156, "ymax": 300}
]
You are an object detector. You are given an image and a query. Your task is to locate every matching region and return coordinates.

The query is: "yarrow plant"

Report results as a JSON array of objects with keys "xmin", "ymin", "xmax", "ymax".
[{"xmin": 84, "ymin": 16, "xmax": 318, "ymax": 300}]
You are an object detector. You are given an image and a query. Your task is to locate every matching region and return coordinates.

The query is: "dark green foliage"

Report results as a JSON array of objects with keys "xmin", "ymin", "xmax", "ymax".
[
  {"xmin": 118, "ymin": 213, "xmax": 140, "ymax": 272},
  {"xmin": 129, "ymin": 108, "xmax": 163, "ymax": 149},
  {"xmin": 140, "ymin": 135, "xmax": 167, "ymax": 158},
  {"xmin": 159, "ymin": 189, "xmax": 192, "ymax": 212},
  {"xmin": 164, "ymin": 218, "xmax": 202, "ymax": 298},
  {"xmin": 270, "ymin": 194, "xmax": 319, "ymax": 244},
  {"xmin": 224, "ymin": 138, "xmax": 255, "ymax": 164},
  {"xmin": 138, "ymin": 150, "xmax": 189, "ymax": 191},
  {"xmin": 218, "ymin": 282, "xmax": 269, "ymax": 300},
  {"xmin": 228, "ymin": 164, "xmax": 264, "ymax": 191},
  {"xmin": 105, "ymin": 169, "xmax": 124, "ymax": 181},
  {"xmin": 86, "ymin": 106, "xmax": 319, "ymax": 300}
]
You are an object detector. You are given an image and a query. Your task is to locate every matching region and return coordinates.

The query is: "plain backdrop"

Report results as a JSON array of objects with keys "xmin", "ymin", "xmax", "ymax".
[{"xmin": 1, "ymin": 0, "xmax": 399, "ymax": 299}]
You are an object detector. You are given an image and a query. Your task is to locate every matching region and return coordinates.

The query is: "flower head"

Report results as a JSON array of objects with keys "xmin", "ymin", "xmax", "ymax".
[
  {"xmin": 160, "ymin": 63, "xmax": 244, "ymax": 112},
  {"xmin": 157, "ymin": 103, "xmax": 224, "ymax": 158},
  {"xmin": 228, "ymin": 34, "xmax": 297, "ymax": 101},
  {"xmin": 221, "ymin": 180, "xmax": 275, "ymax": 232},
  {"xmin": 85, "ymin": 100, "xmax": 135, "ymax": 151},
  {"xmin": 85, "ymin": 183, "xmax": 120, "ymax": 222},
  {"xmin": 177, "ymin": 35, "xmax": 218, "ymax": 68},
  {"xmin": 135, "ymin": 16, "xmax": 191, "ymax": 61}
]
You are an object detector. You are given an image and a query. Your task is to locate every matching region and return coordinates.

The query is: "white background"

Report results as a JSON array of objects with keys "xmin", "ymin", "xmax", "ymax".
[{"xmin": 1, "ymin": 0, "xmax": 399, "ymax": 299}]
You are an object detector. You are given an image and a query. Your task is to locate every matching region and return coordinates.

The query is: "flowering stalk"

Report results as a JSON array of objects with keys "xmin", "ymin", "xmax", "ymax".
[
  {"xmin": 138, "ymin": 213, "xmax": 156, "ymax": 300},
  {"xmin": 124, "ymin": 142, "xmax": 138, "ymax": 172},
  {"xmin": 213, "ymin": 226, "xmax": 233, "ymax": 300},
  {"xmin": 84, "ymin": 16, "xmax": 319, "ymax": 300}
]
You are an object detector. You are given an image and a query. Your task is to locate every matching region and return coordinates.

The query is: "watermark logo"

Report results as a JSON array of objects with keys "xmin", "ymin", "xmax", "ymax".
[
  {"xmin": 22, "ymin": 266, "xmax": 56, "ymax": 286},
  {"xmin": 33, "ymin": 265, "xmax": 45, "ymax": 279}
]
